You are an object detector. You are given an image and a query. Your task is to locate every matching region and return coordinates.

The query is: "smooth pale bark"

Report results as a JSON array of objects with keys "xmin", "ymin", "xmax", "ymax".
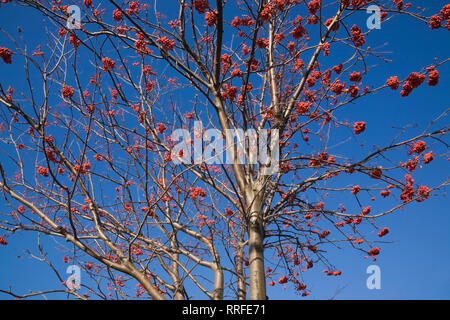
[
  {"xmin": 212, "ymin": 267, "xmax": 224, "ymax": 300},
  {"xmin": 248, "ymin": 197, "xmax": 266, "ymax": 300}
]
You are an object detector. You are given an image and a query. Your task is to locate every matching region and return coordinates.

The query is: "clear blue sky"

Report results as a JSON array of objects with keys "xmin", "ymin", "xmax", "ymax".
[{"xmin": 0, "ymin": 1, "xmax": 449, "ymax": 300}]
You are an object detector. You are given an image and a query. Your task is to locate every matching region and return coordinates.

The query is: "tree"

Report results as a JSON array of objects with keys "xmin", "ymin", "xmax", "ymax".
[{"xmin": 0, "ymin": 0, "xmax": 449, "ymax": 300}]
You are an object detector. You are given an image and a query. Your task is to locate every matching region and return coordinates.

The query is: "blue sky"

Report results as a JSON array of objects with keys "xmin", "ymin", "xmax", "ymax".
[{"xmin": 0, "ymin": 1, "xmax": 449, "ymax": 300}]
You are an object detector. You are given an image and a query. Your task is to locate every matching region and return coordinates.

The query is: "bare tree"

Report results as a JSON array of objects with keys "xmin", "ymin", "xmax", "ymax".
[{"xmin": 0, "ymin": 0, "xmax": 449, "ymax": 300}]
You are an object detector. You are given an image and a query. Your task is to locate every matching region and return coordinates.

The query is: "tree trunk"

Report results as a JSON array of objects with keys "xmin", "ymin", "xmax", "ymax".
[
  {"xmin": 248, "ymin": 198, "xmax": 266, "ymax": 300},
  {"xmin": 212, "ymin": 267, "xmax": 224, "ymax": 300}
]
